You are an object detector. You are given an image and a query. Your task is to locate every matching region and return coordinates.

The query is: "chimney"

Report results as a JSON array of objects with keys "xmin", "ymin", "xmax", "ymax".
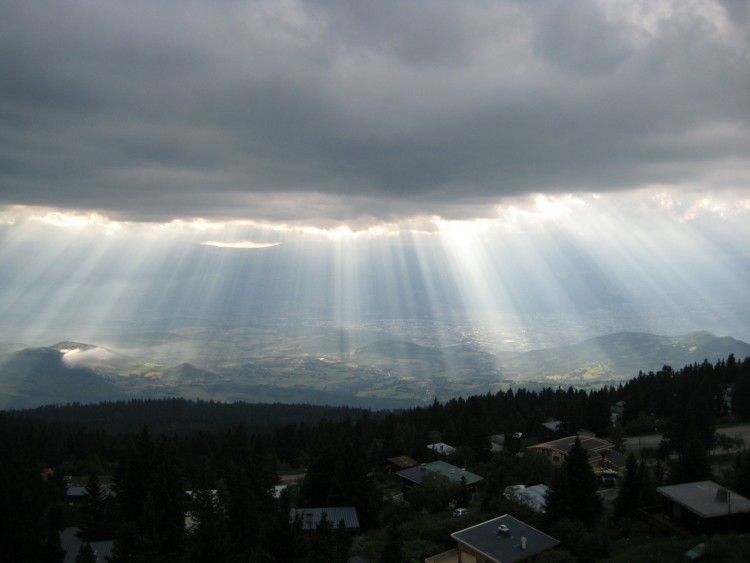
[{"xmin": 521, "ymin": 537, "xmax": 527, "ymax": 550}]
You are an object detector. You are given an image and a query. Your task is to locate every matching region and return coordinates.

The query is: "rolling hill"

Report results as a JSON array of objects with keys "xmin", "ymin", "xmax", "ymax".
[{"xmin": 0, "ymin": 331, "xmax": 748, "ymax": 409}]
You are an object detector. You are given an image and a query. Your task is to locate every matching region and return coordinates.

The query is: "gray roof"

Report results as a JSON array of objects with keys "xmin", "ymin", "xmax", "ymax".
[
  {"xmin": 396, "ymin": 460, "xmax": 483, "ymax": 487},
  {"xmin": 657, "ymin": 481, "xmax": 750, "ymax": 519},
  {"xmin": 451, "ymin": 514, "xmax": 559, "ymax": 563},
  {"xmin": 290, "ymin": 507, "xmax": 360, "ymax": 531}
]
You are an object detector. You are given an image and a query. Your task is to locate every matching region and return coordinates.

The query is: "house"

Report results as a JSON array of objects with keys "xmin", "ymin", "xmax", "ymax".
[
  {"xmin": 290, "ymin": 507, "xmax": 360, "ymax": 532},
  {"xmin": 270, "ymin": 485, "xmax": 288, "ymax": 499},
  {"xmin": 426, "ymin": 514, "xmax": 559, "ymax": 563},
  {"xmin": 428, "ymin": 442, "xmax": 456, "ymax": 456},
  {"xmin": 387, "ymin": 455, "xmax": 419, "ymax": 472},
  {"xmin": 490, "ymin": 435, "xmax": 505, "ymax": 453},
  {"xmin": 541, "ymin": 422, "xmax": 595, "ymax": 439},
  {"xmin": 65, "ymin": 484, "xmax": 115, "ymax": 504},
  {"xmin": 648, "ymin": 481, "xmax": 750, "ymax": 534},
  {"xmin": 396, "ymin": 460, "xmax": 483, "ymax": 499},
  {"xmin": 503, "ymin": 484, "xmax": 550, "ymax": 514},
  {"xmin": 526, "ymin": 435, "xmax": 626, "ymax": 475}
]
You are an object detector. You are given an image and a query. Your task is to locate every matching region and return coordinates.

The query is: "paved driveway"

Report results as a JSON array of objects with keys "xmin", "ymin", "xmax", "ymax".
[{"xmin": 624, "ymin": 423, "xmax": 750, "ymax": 452}]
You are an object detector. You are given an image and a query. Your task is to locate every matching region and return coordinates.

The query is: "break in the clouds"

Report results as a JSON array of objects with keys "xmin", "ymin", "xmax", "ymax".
[{"xmin": 1, "ymin": 0, "xmax": 748, "ymax": 228}]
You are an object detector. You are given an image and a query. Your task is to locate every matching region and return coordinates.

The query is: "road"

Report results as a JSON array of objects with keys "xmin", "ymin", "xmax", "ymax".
[{"xmin": 624, "ymin": 423, "xmax": 750, "ymax": 452}]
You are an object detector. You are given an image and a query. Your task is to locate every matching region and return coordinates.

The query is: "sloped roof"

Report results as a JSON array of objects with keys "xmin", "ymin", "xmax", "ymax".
[
  {"xmin": 529, "ymin": 435, "xmax": 613, "ymax": 455},
  {"xmin": 528, "ymin": 435, "xmax": 626, "ymax": 468},
  {"xmin": 451, "ymin": 514, "xmax": 559, "ymax": 563},
  {"xmin": 290, "ymin": 507, "xmax": 360, "ymax": 531},
  {"xmin": 427, "ymin": 442, "xmax": 456, "ymax": 454},
  {"xmin": 387, "ymin": 455, "xmax": 419, "ymax": 469},
  {"xmin": 657, "ymin": 481, "xmax": 750, "ymax": 519},
  {"xmin": 396, "ymin": 460, "xmax": 483, "ymax": 487}
]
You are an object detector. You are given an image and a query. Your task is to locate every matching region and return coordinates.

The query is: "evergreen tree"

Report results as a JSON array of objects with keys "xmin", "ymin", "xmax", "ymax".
[
  {"xmin": 380, "ymin": 520, "xmax": 405, "ymax": 563},
  {"xmin": 545, "ymin": 437, "xmax": 602, "ymax": 526},
  {"xmin": 186, "ymin": 489, "xmax": 228, "ymax": 563},
  {"xmin": 614, "ymin": 453, "xmax": 642, "ymax": 519},
  {"xmin": 669, "ymin": 438, "xmax": 711, "ymax": 484},
  {"xmin": 308, "ymin": 513, "xmax": 338, "ymax": 563},
  {"xmin": 76, "ymin": 542, "xmax": 96, "ymax": 563},
  {"xmin": 735, "ymin": 451, "xmax": 750, "ymax": 498},
  {"xmin": 78, "ymin": 472, "xmax": 114, "ymax": 541}
]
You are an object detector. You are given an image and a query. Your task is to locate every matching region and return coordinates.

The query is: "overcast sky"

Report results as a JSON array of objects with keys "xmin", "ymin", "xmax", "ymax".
[{"xmin": 1, "ymin": 0, "xmax": 748, "ymax": 230}]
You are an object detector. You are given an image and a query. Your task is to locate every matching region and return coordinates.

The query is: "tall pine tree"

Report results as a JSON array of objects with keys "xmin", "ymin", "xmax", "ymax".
[{"xmin": 545, "ymin": 437, "xmax": 603, "ymax": 526}]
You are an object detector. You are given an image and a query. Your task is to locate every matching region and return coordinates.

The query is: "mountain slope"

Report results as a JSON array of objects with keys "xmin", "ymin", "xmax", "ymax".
[
  {"xmin": 1, "ymin": 331, "xmax": 749, "ymax": 408},
  {"xmin": 503, "ymin": 331, "xmax": 750, "ymax": 380},
  {"xmin": 0, "ymin": 347, "xmax": 125, "ymax": 409}
]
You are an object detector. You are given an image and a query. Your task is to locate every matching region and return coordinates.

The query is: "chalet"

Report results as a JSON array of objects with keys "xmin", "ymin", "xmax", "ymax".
[
  {"xmin": 290, "ymin": 507, "xmax": 360, "ymax": 532},
  {"xmin": 650, "ymin": 481, "xmax": 750, "ymax": 534},
  {"xmin": 503, "ymin": 484, "xmax": 550, "ymax": 514},
  {"xmin": 527, "ymin": 435, "xmax": 626, "ymax": 474},
  {"xmin": 428, "ymin": 442, "xmax": 456, "ymax": 456},
  {"xmin": 426, "ymin": 514, "xmax": 559, "ymax": 563},
  {"xmin": 541, "ymin": 421, "xmax": 595, "ymax": 438},
  {"xmin": 387, "ymin": 455, "xmax": 419, "ymax": 472},
  {"xmin": 396, "ymin": 460, "xmax": 483, "ymax": 500}
]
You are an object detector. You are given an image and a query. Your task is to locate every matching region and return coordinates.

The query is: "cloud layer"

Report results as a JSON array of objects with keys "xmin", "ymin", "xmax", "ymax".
[{"xmin": 1, "ymin": 0, "xmax": 749, "ymax": 227}]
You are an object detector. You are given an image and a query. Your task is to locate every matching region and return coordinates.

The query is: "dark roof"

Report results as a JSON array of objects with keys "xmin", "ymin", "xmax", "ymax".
[
  {"xmin": 396, "ymin": 460, "xmax": 483, "ymax": 487},
  {"xmin": 387, "ymin": 456, "xmax": 418, "ymax": 469},
  {"xmin": 657, "ymin": 481, "xmax": 750, "ymax": 519},
  {"xmin": 290, "ymin": 507, "xmax": 360, "ymax": 531},
  {"xmin": 451, "ymin": 514, "xmax": 559, "ymax": 563},
  {"xmin": 66, "ymin": 486, "xmax": 87, "ymax": 497},
  {"xmin": 602, "ymin": 449, "xmax": 627, "ymax": 471}
]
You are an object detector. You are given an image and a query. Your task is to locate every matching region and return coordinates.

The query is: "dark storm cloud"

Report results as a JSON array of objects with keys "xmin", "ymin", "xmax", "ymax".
[{"xmin": 0, "ymin": 0, "xmax": 748, "ymax": 225}]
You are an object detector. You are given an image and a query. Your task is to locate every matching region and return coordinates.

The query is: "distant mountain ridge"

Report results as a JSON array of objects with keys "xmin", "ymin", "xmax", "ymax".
[
  {"xmin": 0, "ymin": 331, "xmax": 748, "ymax": 409},
  {"xmin": 502, "ymin": 331, "xmax": 750, "ymax": 381}
]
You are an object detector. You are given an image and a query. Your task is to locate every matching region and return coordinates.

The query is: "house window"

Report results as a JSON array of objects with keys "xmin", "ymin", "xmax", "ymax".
[{"xmin": 553, "ymin": 456, "xmax": 560, "ymax": 462}]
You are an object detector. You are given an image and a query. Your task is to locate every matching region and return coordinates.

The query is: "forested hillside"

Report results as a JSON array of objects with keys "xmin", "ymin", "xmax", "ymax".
[{"xmin": 3, "ymin": 355, "xmax": 750, "ymax": 561}]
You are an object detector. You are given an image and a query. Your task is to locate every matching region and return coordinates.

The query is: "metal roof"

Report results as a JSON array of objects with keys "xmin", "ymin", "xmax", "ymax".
[
  {"xmin": 657, "ymin": 481, "xmax": 750, "ymax": 519},
  {"xmin": 451, "ymin": 514, "xmax": 559, "ymax": 563},
  {"xmin": 387, "ymin": 455, "xmax": 419, "ymax": 469},
  {"xmin": 290, "ymin": 507, "xmax": 360, "ymax": 531},
  {"xmin": 529, "ymin": 435, "xmax": 613, "ymax": 455},
  {"xmin": 396, "ymin": 460, "xmax": 483, "ymax": 486}
]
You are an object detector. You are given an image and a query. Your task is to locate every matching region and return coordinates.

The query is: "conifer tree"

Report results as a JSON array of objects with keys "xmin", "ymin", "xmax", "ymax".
[
  {"xmin": 76, "ymin": 542, "xmax": 96, "ymax": 563},
  {"xmin": 614, "ymin": 453, "xmax": 641, "ymax": 519},
  {"xmin": 78, "ymin": 472, "xmax": 113, "ymax": 541},
  {"xmin": 545, "ymin": 437, "xmax": 602, "ymax": 526}
]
